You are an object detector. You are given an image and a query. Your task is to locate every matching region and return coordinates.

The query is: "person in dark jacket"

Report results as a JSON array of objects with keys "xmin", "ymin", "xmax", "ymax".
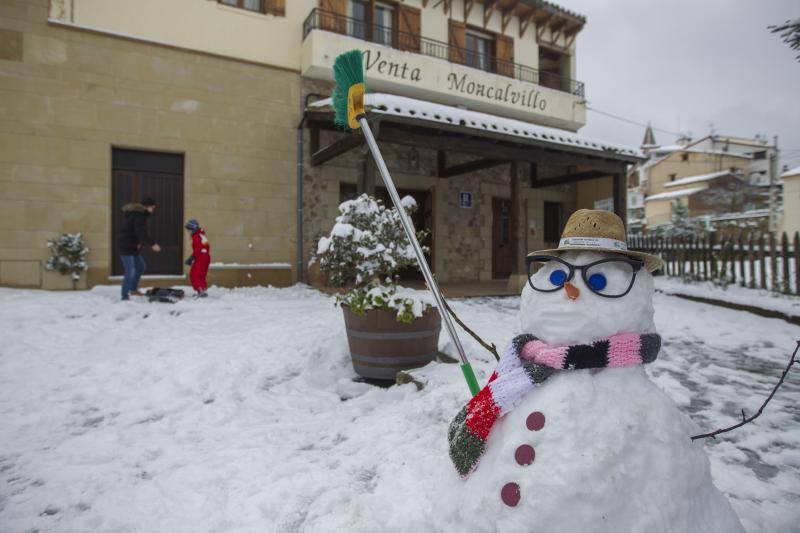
[{"xmin": 117, "ymin": 197, "xmax": 161, "ymax": 300}]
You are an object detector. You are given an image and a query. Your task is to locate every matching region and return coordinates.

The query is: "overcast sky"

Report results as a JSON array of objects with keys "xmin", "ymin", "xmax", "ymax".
[{"xmin": 567, "ymin": 0, "xmax": 800, "ymax": 170}]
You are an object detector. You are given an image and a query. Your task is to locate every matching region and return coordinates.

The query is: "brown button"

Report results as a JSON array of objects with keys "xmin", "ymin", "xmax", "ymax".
[
  {"xmin": 515, "ymin": 444, "xmax": 535, "ymax": 465},
  {"xmin": 501, "ymin": 482, "xmax": 521, "ymax": 507},
  {"xmin": 526, "ymin": 411, "xmax": 545, "ymax": 431}
]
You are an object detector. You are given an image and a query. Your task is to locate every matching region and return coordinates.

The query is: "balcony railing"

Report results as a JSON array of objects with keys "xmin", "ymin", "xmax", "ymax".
[{"xmin": 302, "ymin": 8, "xmax": 585, "ymax": 98}]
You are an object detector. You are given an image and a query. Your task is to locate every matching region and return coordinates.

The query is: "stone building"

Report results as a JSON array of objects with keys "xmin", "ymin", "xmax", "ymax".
[{"xmin": 1, "ymin": 0, "xmax": 639, "ymax": 290}]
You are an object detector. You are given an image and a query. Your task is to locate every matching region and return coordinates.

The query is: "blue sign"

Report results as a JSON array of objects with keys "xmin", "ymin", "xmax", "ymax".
[{"xmin": 459, "ymin": 192, "xmax": 473, "ymax": 209}]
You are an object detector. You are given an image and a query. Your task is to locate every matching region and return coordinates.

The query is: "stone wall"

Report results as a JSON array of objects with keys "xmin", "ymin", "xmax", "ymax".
[
  {"xmin": 0, "ymin": 0, "xmax": 300, "ymax": 288},
  {"xmin": 299, "ymin": 89, "xmax": 581, "ymax": 284}
]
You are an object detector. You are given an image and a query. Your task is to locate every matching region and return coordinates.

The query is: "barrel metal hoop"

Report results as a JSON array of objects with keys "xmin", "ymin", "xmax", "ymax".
[
  {"xmin": 346, "ymin": 329, "xmax": 440, "ymax": 340},
  {"xmin": 349, "ymin": 352, "xmax": 438, "ymax": 366}
]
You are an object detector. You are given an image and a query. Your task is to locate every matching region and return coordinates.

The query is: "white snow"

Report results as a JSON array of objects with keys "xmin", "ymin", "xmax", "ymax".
[
  {"xmin": 645, "ymin": 187, "xmax": 706, "ymax": 202},
  {"xmin": 663, "ymin": 170, "xmax": 739, "ymax": 189},
  {"xmin": 655, "ymin": 277, "xmax": 800, "ymax": 318},
  {"xmin": 0, "ymin": 283, "xmax": 798, "ymax": 532},
  {"xmin": 310, "ymin": 93, "xmax": 640, "ymax": 158},
  {"xmin": 209, "ymin": 263, "xmax": 292, "ymax": 270}
]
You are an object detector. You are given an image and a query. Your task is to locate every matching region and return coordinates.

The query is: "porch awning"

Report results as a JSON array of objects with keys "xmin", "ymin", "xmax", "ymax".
[{"xmin": 309, "ymin": 93, "xmax": 641, "ymax": 162}]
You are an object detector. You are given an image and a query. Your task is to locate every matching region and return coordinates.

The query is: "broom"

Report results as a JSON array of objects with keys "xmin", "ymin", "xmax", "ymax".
[{"xmin": 331, "ymin": 50, "xmax": 480, "ymax": 396}]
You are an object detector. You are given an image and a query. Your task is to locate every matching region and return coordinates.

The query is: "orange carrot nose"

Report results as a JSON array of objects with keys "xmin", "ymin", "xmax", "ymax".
[{"xmin": 564, "ymin": 282, "xmax": 580, "ymax": 300}]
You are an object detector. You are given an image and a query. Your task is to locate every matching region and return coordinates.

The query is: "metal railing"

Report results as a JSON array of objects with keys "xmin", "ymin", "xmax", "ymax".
[{"xmin": 302, "ymin": 8, "xmax": 585, "ymax": 98}]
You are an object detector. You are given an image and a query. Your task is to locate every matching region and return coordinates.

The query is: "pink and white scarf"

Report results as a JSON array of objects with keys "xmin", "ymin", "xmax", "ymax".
[{"xmin": 448, "ymin": 332, "xmax": 661, "ymax": 478}]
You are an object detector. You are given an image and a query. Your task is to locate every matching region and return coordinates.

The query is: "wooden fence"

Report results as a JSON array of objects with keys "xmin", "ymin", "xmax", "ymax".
[{"xmin": 628, "ymin": 231, "xmax": 800, "ymax": 296}]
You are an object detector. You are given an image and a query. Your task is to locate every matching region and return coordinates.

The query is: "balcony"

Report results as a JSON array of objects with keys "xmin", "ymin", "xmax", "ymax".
[{"xmin": 302, "ymin": 9, "xmax": 585, "ymax": 98}]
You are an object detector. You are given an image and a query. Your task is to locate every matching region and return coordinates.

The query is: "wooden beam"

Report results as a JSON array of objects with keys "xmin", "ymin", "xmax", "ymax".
[
  {"xmin": 510, "ymin": 161, "xmax": 521, "ymax": 275},
  {"xmin": 564, "ymin": 29, "xmax": 577, "ymax": 50},
  {"xmin": 530, "ymin": 169, "xmax": 609, "ymax": 188},
  {"xmin": 436, "ymin": 150, "xmax": 447, "ymax": 177},
  {"xmin": 501, "ymin": 8, "xmax": 514, "ymax": 34},
  {"xmin": 535, "ymin": 14, "xmax": 553, "ymax": 42},
  {"xmin": 464, "ymin": 0, "xmax": 475, "ymax": 21},
  {"xmin": 376, "ymin": 123, "xmax": 632, "ymax": 170},
  {"xmin": 439, "ymin": 157, "xmax": 507, "ymax": 178},
  {"xmin": 519, "ymin": 11, "xmax": 535, "ymax": 38},
  {"xmin": 310, "ymin": 133, "xmax": 363, "ymax": 166},
  {"xmin": 613, "ymin": 168, "xmax": 628, "ymax": 225},
  {"xmin": 483, "ymin": 0, "xmax": 497, "ymax": 27},
  {"xmin": 309, "ymin": 126, "xmax": 320, "ymax": 156}
]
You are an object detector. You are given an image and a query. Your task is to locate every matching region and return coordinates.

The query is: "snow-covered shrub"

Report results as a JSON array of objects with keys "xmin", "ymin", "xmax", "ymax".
[
  {"xmin": 45, "ymin": 233, "xmax": 89, "ymax": 288},
  {"xmin": 313, "ymin": 194, "xmax": 431, "ymax": 323}
]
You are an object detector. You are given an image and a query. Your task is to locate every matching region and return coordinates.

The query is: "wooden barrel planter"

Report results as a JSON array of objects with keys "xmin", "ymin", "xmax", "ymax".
[{"xmin": 342, "ymin": 305, "xmax": 442, "ymax": 381}]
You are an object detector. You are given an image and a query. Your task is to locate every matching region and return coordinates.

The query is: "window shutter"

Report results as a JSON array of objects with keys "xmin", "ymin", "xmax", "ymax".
[
  {"xmin": 264, "ymin": 0, "xmax": 285, "ymax": 16},
  {"xmin": 397, "ymin": 5, "xmax": 421, "ymax": 52},
  {"xmin": 448, "ymin": 20, "xmax": 466, "ymax": 64},
  {"xmin": 319, "ymin": 0, "xmax": 347, "ymax": 33},
  {"xmin": 495, "ymin": 34, "xmax": 514, "ymax": 77}
]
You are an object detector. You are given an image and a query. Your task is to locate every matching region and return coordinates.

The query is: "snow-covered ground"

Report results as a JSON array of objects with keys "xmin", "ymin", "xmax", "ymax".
[
  {"xmin": 0, "ymin": 285, "xmax": 798, "ymax": 532},
  {"xmin": 655, "ymin": 276, "xmax": 800, "ymax": 318}
]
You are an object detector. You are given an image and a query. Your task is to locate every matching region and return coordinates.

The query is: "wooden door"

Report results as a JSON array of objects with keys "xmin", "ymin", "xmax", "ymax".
[
  {"xmin": 111, "ymin": 148, "xmax": 184, "ymax": 276},
  {"xmin": 397, "ymin": 4, "xmax": 421, "ymax": 52},
  {"xmin": 492, "ymin": 197, "xmax": 512, "ymax": 279}
]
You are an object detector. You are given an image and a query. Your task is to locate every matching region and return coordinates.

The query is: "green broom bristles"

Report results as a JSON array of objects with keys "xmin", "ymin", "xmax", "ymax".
[{"xmin": 331, "ymin": 50, "xmax": 365, "ymax": 130}]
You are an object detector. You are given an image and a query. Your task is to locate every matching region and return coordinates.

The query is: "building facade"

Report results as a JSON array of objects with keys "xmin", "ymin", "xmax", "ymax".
[
  {"xmin": 1, "ymin": 0, "xmax": 637, "ymax": 290},
  {"xmin": 628, "ymin": 128, "xmax": 776, "ymax": 232}
]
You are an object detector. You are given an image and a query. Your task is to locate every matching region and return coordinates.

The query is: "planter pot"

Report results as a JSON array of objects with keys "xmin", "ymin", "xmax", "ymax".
[{"xmin": 342, "ymin": 305, "xmax": 442, "ymax": 381}]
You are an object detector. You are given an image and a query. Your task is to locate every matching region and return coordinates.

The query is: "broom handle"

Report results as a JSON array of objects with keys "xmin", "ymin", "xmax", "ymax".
[{"xmin": 359, "ymin": 117, "xmax": 480, "ymax": 396}]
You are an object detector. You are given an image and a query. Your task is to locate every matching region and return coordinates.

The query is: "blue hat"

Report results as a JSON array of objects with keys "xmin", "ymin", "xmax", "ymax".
[{"xmin": 185, "ymin": 219, "xmax": 200, "ymax": 232}]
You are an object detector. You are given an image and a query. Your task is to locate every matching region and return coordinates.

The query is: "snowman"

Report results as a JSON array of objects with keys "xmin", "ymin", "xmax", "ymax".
[{"xmin": 448, "ymin": 209, "xmax": 744, "ymax": 533}]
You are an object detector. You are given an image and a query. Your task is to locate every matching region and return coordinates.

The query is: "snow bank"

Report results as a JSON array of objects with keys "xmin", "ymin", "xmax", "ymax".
[{"xmin": 0, "ymin": 286, "xmax": 797, "ymax": 532}]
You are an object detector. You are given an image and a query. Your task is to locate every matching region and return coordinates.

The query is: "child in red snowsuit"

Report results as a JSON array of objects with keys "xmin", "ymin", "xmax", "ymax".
[{"xmin": 185, "ymin": 219, "xmax": 210, "ymax": 297}]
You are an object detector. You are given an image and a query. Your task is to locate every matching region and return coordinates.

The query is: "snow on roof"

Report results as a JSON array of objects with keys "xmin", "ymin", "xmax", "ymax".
[
  {"xmin": 781, "ymin": 166, "xmax": 800, "ymax": 178},
  {"xmin": 645, "ymin": 187, "xmax": 705, "ymax": 202},
  {"xmin": 309, "ymin": 93, "xmax": 640, "ymax": 158},
  {"xmin": 662, "ymin": 170, "xmax": 738, "ymax": 189}
]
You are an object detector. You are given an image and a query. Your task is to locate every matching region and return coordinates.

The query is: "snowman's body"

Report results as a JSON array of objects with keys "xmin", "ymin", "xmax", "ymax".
[{"xmin": 455, "ymin": 251, "xmax": 744, "ymax": 533}]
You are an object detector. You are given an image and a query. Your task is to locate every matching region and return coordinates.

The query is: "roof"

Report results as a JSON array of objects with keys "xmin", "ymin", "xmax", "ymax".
[
  {"xmin": 310, "ymin": 93, "xmax": 640, "ymax": 159},
  {"xmin": 781, "ymin": 166, "xmax": 800, "ymax": 178},
  {"xmin": 641, "ymin": 125, "xmax": 656, "ymax": 148},
  {"xmin": 645, "ymin": 187, "xmax": 705, "ymax": 202},
  {"xmin": 663, "ymin": 170, "xmax": 739, "ymax": 189},
  {"xmin": 520, "ymin": 0, "xmax": 586, "ymax": 23}
]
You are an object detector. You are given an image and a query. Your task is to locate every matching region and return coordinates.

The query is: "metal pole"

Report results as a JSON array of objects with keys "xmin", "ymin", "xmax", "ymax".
[{"xmin": 358, "ymin": 117, "xmax": 480, "ymax": 395}]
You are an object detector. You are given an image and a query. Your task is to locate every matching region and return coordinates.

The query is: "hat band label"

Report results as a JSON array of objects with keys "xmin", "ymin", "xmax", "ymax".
[{"xmin": 559, "ymin": 237, "xmax": 628, "ymax": 251}]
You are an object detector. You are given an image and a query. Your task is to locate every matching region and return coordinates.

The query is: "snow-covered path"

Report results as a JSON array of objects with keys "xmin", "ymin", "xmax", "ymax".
[{"xmin": 0, "ymin": 285, "xmax": 798, "ymax": 532}]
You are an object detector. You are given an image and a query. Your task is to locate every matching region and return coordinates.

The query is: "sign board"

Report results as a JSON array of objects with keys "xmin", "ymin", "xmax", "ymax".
[
  {"xmin": 301, "ymin": 31, "xmax": 585, "ymax": 131},
  {"xmin": 459, "ymin": 192, "xmax": 473, "ymax": 209},
  {"xmin": 594, "ymin": 197, "xmax": 614, "ymax": 212}
]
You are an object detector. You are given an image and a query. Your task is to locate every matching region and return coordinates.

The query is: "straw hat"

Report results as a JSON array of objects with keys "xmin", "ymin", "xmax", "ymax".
[{"xmin": 529, "ymin": 209, "xmax": 663, "ymax": 272}]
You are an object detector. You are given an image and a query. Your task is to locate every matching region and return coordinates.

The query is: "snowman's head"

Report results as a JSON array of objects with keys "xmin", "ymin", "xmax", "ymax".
[{"xmin": 519, "ymin": 250, "xmax": 656, "ymax": 346}]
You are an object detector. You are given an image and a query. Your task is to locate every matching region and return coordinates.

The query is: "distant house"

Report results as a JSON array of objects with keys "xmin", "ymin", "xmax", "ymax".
[
  {"xmin": 628, "ymin": 127, "xmax": 776, "ymax": 232},
  {"xmin": 781, "ymin": 166, "xmax": 800, "ymax": 235}
]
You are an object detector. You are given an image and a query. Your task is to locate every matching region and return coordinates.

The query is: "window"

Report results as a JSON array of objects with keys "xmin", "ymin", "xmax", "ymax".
[
  {"xmin": 340, "ymin": 182, "xmax": 358, "ymax": 203},
  {"xmin": 753, "ymin": 150, "xmax": 767, "ymax": 160},
  {"xmin": 669, "ymin": 173, "xmax": 677, "ymax": 181},
  {"xmin": 465, "ymin": 30, "xmax": 492, "ymax": 71},
  {"xmin": 348, "ymin": 0, "xmax": 368, "ymax": 40},
  {"xmin": 374, "ymin": 2, "xmax": 395, "ymax": 46},
  {"xmin": 681, "ymin": 153, "xmax": 689, "ymax": 162}
]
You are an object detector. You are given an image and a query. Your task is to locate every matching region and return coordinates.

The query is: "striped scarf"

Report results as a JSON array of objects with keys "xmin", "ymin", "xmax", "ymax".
[{"xmin": 448, "ymin": 332, "xmax": 661, "ymax": 478}]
